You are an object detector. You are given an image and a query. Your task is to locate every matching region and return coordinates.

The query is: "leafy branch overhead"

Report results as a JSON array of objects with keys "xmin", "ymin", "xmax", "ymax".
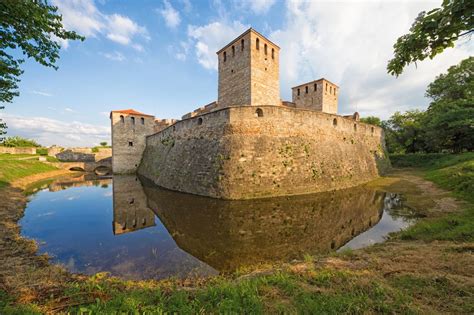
[
  {"xmin": 0, "ymin": 0, "xmax": 84, "ymax": 103},
  {"xmin": 387, "ymin": 0, "xmax": 473, "ymax": 76}
]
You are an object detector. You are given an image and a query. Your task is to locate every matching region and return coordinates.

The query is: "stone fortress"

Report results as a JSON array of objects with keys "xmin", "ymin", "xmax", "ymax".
[{"xmin": 111, "ymin": 28, "xmax": 390, "ymax": 199}]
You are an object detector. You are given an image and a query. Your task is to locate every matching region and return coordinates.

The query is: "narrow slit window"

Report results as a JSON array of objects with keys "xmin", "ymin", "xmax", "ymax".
[
  {"xmin": 297, "ymin": 88, "xmax": 300, "ymax": 96},
  {"xmin": 305, "ymin": 86, "xmax": 308, "ymax": 94},
  {"xmin": 131, "ymin": 117, "xmax": 135, "ymax": 125},
  {"xmin": 128, "ymin": 141, "xmax": 133, "ymax": 147},
  {"xmin": 241, "ymin": 39, "xmax": 244, "ymax": 51},
  {"xmin": 264, "ymin": 43, "xmax": 267, "ymax": 55},
  {"xmin": 223, "ymin": 51, "xmax": 226, "ymax": 62},
  {"xmin": 271, "ymin": 48, "xmax": 274, "ymax": 59},
  {"xmin": 232, "ymin": 45, "xmax": 235, "ymax": 57},
  {"xmin": 141, "ymin": 117, "xmax": 144, "ymax": 125},
  {"xmin": 120, "ymin": 115, "xmax": 124, "ymax": 123},
  {"xmin": 314, "ymin": 83, "xmax": 317, "ymax": 91},
  {"xmin": 256, "ymin": 38, "xmax": 259, "ymax": 50}
]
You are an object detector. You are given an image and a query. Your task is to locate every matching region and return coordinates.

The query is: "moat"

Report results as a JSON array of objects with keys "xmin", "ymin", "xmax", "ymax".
[{"xmin": 19, "ymin": 175, "xmax": 415, "ymax": 280}]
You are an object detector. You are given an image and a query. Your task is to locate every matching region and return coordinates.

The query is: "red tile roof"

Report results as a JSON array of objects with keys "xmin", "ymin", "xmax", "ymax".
[{"xmin": 110, "ymin": 109, "xmax": 154, "ymax": 117}]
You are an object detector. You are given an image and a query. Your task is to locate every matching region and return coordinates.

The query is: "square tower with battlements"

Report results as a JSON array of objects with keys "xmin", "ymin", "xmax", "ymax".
[
  {"xmin": 110, "ymin": 109, "xmax": 156, "ymax": 174},
  {"xmin": 217, "ymin": 28, "xmax": 280, "ymax": 108},
  {"xmin": 292, "ymin": 78, "xmax": 339, "ymax": 114}
]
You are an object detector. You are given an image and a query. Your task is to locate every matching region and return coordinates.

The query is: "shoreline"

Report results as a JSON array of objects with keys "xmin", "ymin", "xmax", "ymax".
[{"xmin": 1, "ymin": 166, "xmax": 473, "ymax": 313}]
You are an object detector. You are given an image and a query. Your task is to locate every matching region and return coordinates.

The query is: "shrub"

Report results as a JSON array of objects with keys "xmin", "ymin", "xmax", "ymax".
[{"xmin": 1, "ymin": 136, "xmax": 41, "ymax": 147}]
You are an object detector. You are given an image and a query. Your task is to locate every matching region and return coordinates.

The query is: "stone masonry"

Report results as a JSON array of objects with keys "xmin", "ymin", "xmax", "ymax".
[
  {"xmin": 112, "ymin": 28, "xmax": 390, "ymax": 198},
  {"xmin": 217, "ymin": 29, "xmax": 280, "ymax": 109}
]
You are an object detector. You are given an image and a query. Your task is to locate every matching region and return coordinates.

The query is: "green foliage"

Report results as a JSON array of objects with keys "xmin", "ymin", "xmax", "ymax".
[
  {"xmin": 423, "ymin": 57, "xmax": 474, "ymax": 152},
  {"xmin": 0, "ymin": 0, "xmax": 84, "ymax": 103},
  {"xmin": 36, "ymin": 148, "xmax": 47, "ymax": 155},
  {"xmin": 382, "ymin": 57, "xmax": 473, "ymax": 153},
  {"xmin": 91, "ymin": 147, "xmax": 99, "ymax": 153},
  {"xmin": 382, "ymin": 110, "xmax": 426, "ymax": 154},
  {"xmin": 387, "ymin": 0, "xmax": 474, "ymax": 76},
  {"xmin": 99, "ymin": 142, "xmax": 108, "ymax": 147},
  {"xmin": 360, "ymin": 116, "xmax": 381, "ymax": 126},
  {"xmin": 1, "ymin": 136, "xmax": 41, "ymax": 147}
]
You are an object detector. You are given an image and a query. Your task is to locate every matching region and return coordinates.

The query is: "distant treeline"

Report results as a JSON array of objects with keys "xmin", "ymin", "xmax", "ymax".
[{"xmin": 362, "ymin": 57, "xmax": 473, "ymax": 154}]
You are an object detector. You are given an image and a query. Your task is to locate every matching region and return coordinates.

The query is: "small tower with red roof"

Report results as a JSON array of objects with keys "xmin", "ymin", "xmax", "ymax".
[{"xmin": 110, "ymin": 109, "xmax": 156, "ymax": 174}]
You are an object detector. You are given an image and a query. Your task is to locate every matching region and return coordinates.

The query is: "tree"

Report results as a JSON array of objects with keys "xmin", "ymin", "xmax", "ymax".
[
  {"xmin": 387, "ymin": 0, "xmax": 473, "ymax": 76},
  {"xmin": 360, "ymin": 116, "xmax": 381, "ymax": 126},
  {"xmin": 0, "ymin": 0, "xmax": 84, "ymax": 103},
  {"xmin": 100, "ymin": 142, "xmax": 108, "ymax": 147},
  {"xmin": 423, "ymin": 57, "xmax": 474, "ymax": 152},
  {"xmin": 382, "ymin": 110, "xmax": 427, "ymax": 153}
]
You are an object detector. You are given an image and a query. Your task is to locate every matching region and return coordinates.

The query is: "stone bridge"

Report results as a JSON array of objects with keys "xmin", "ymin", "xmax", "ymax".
[{"xmin": 50, "ymin": 158, "xmax": 112, "ymax": 175}]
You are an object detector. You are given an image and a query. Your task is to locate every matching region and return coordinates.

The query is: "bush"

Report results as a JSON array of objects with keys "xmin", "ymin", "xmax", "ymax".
[
  {"xmin": 36, "ymin": 148, "xmax": 48, "ymax": 155},
  {"xmin": 1, "ymin": 136, "xmax": 41, "ymax": 147}
]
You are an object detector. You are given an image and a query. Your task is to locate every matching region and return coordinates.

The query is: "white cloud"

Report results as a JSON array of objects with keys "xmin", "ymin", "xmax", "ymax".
[
  {"xmin": 188, "ymin": 21, "xmax": 248, "ymax": 70},
  {"xmin": 31, "ymin": 90, "xmax": 52, "ymax": 97},
  {"xmin": 158, "ymin": 0, "xmax": 181, "ymax": 29},
  {"xmin": 269, "ymin": 0, "xmax": 473, "ymax": 118},
  {"xmin": 100, "ymin": 51, "xmax": 126, "ymax": 61},
  {"xmin": 105, "ymin": 14, "xmax": 149, "ymax": 46},
  {"xmin": 1, "ymin": 114, "xmax": 110, "ymax": 147},
  {"xmin": 64, "ymin": 107, "xmax": 77, "ymax": 113},
  {"xmin": 53, "ymin": 0, "xmax": 148, "ymax": 50},
  {"xmin": 235, "ymin": 0, "xmax": 276, "ymax": 14}
]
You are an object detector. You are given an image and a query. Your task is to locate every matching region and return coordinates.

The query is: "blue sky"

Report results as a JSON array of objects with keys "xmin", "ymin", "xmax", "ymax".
[{"xmin": 2, "ymin": 0, "xmax": 472, "ymax": 146}]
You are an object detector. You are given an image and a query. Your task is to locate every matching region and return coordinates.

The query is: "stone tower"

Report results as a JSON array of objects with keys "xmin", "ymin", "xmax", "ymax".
[
  {"xmin": 110, "ymin": 109, "xmax": 156, "ymax": 174},
  {"xmin": 291, "ymin": 78, "xmax": 339, "ymax": 114},
  {"xmin": 217, "ymin": 28, "xmax": 280, "ymax": 108}
]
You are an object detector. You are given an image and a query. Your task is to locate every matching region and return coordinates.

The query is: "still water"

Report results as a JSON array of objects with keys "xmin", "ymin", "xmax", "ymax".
[{"xmin": 20, "ymin": 175, "xmax": 415, "ymax": 280}]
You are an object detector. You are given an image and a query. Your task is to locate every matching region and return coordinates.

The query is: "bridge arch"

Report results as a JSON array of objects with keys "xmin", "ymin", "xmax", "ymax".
[
  {"xmin": 94, "ymin": 165, "xmax": 112, "ymax": 176},
  {"xmin": 69, "ymin": 166, "xmax": 85, "ymax": 172}
]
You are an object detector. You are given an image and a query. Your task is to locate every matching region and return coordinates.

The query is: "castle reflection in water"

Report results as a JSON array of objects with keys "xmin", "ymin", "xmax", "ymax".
[{"xmin": 110, "ymin": 175, "xmax": 387, "ymax": 272}]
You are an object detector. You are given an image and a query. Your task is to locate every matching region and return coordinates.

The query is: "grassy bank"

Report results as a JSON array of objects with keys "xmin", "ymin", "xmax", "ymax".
[
  {"xmin": 0, "ymin": 154, "xmax": 58, "ymax": 188},
  {"xmin": 392, "ymin": 153, "xmax": 474, "ymax": 242},
  {"xmin": 1, "ymin": 153, "xmax": 473, "ymax": 314}
]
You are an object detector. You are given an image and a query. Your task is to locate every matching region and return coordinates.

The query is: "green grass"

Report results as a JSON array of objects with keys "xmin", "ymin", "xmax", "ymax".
[
  {"xmin": 396, "ymin": 152, "xmax": 474, "ymax": 242},
  {"xmin": 0, "ymin": 154, "xmax": 58, "ymax": 187},
  {"xmin": 390, "ymin": 152, "xmax": 474, "ymax": 170},
  {"xmin": 0, "ymin": 270, "xmax": 415, "ymax": 314}
]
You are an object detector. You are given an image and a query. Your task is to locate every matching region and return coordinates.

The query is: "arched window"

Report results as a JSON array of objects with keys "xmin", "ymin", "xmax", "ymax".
[
  {"xmin": 256, "ymin": 38, "xmax": 259, "ymax": 50},
  {"xmin": 131, "ymin": 117, "xmax": 135, "ymax": 125},
  {"xmin": 271, "ymin": 48, "xmax": 274, "ymax": 59},
  {"xmin": 197, "ymin": 117, "xmax": 203, "ymax": 125},
  {"xmin": 223, "ymin": 51, "xmax": 226, "ymax": 62},
  {"xmin": 333, "ymin": 118, "xmax": 337, "ymax": 127},
  {"xmin": 232, "ymin": 45, "xmax": 235, "ymax": 57},
  {"xmin": 264, "ymin": 43, "xmax": 267, "ymax": 55},
  {"xmin": 256, "ymin": 108, "xmax": 263, "ymax": 117},
  {"xmin": 241, "ymin": 39, "xmax": 244, "ymax": 51},
  {"xmin": 305, "ymin": 86, "xmax": 308, "ymax": 94},
  {"xmin": 120, "ymin": 115, "xmax": 124, "ymax": 123},
  {"xmin": 141, "ymin": 117, "xmax": 145, "ymax": 125}
]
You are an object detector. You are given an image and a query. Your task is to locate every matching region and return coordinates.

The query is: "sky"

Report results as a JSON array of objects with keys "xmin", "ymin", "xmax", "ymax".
[{"xmin": 1, "ymin": 0, "xmax": 472, "ymax": 147}]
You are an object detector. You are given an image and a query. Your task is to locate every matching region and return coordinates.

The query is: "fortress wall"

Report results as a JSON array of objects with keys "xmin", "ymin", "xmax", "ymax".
[
  {"xmin": 138, "ymin": 109, "xmax": 232, "ymax": 198},
  {"xmin": 138, "ymin": 106, "xmax": 390, "ymax": 199}
]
